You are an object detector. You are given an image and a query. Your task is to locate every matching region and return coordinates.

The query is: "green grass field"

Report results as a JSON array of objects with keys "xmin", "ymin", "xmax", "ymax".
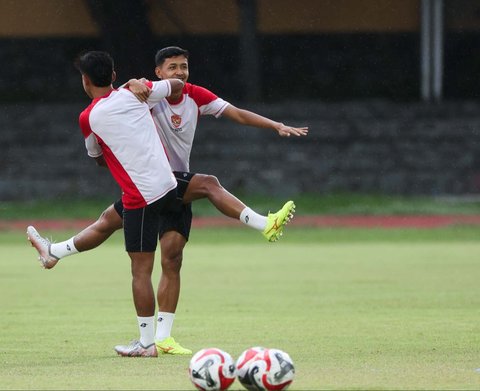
[
  {"xmin": 2, "ymin": 193, "xmax": 480, "ymax": 219},
  {"xmin": 1, "ymin": 226, "xmax": 480, "ymax": 390}
]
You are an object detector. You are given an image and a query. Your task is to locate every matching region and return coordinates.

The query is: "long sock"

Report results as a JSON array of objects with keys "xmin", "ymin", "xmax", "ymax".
[
  {"xmin": 137, "ymin": 316, "xmax": 155, "ymax": 347},
  {"xmin": 239, "ymin": 207, "xmax": 267, "ymax": 231},
  {"xmin": 49, "ymin": 237, "xmax": 78, "ymax": 259},
  {"xmin": 155, "ymin": 312, "xmax": 175, "ymax": 341}
]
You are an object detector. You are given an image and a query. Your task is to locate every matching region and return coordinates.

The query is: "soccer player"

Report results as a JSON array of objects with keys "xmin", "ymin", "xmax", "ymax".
[
  {"xmin": 27, "ymin": 46, "xmax": 308, "ymax": 356},
  {"xmin": 55, "ymin": 50, "xmax": 183, "ymax": 357}
]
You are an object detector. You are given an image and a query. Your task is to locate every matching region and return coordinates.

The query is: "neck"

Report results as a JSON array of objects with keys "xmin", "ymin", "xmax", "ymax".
[
  {"xmin": 167, "ymin": 90, "xmax": 183, "ymax": 104},
  {"xmin": 90, "ymin": 85, "xmax": 114, "ymax": 99}
]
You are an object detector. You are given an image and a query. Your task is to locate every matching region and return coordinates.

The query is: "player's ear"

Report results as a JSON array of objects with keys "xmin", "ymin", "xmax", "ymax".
[
  {"xmin": 82, "ymin": 74, "xmax": 90, "ymax": 86},
  {"xmin": 155, "ymin": 66, "xmax": 162, "ymax": 79},
  {"xmin": 111, "ymin": 71, "xmax": 117, "ymax": 83}
]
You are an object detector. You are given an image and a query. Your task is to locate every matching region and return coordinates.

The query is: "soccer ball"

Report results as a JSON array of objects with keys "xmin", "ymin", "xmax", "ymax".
[
  {"xmin": 239, "ymin": 348, "xmax": 295, "ymax": 391},
  {"xmin": 189, "ymin": 348, "xmax": 236, "ymax": 391},
  {"xmin": 235, "ymin": 346, "xmax": 266, "ymax": 390}
]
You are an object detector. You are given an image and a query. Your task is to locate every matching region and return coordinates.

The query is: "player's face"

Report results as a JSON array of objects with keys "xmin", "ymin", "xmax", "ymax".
[{"xmin": 155, "ymin": 55, "xmax": 189, "ymax": 83}]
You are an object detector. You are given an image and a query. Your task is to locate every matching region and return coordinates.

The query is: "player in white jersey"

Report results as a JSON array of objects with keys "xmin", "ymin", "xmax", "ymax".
[
  {"xmin": 27, "ymin": 47, "xmax": 308, "ymax": 356},
  {"xmin": 30, "ymin": 51, "xmax": 185, "ymax": 357}
]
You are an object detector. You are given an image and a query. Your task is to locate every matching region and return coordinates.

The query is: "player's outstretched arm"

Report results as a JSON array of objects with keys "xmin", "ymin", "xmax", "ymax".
[
  {"xmin": 167, "ymin": 79, "xmax": 184, "ymax": 95},
  {"xmin": 124, "ymin": 78, "xmax": 151, "ymax": 102},
  {"xmin": 146, "ymin": 79, "xmax": 184, "ymax": 106},
  {"xmin": 221, "ymin": 105, "xmax": 309, "ymax": 137},
  {"xmin": 124, "ymin": 78, "xmax": 184, "ymax": 103}
]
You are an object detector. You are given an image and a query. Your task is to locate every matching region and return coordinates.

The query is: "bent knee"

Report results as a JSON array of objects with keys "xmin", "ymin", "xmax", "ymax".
[
  {"xmin": 95, "ymin": 207, "xmax": 122, "ymax": 233},
  {"xmin": 202, "ymin": 175, "xmax": 222, "ymax": 194}
]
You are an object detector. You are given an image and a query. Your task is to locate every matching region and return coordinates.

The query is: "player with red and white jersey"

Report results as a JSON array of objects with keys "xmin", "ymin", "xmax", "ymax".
[
  {"xmin": 27, "ymin": 47, "xmax": 308, "ymax": 358},
  {"xmin": 151, "ymin": 82, "xmax": 229, "ymax": 173},
  {"xmin": 33, "ymin": 50, "xmax": 185, "ymax": 358},
  {"xmin": 80, "ymin": 80, "xmax": 177, "ymax": 209}
]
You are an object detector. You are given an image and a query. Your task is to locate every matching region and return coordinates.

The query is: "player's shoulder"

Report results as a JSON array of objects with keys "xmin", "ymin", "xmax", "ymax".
[
  {"xmin": 79, "ymin": 99, "xmax": 97, "ymax": 123},
  {"xmin": 184, "ymin": 82, "xmax": 219, "ymax": 106},
  {"xmin": 79, "ymin": 100, "xmax": 97, "ymax": 137},
  {"xmin": 184, "ymin": 82, "xmax": 215, "ymax": 94}
]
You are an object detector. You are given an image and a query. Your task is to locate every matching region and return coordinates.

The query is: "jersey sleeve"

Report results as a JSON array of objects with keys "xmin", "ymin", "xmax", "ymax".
[
  {"xmin": 187, "ymin": 84, "xmax": 230, "ymax": 118},
  {"xmin": 79, "ymin": 109, "xmax": 103, "ymax": 158},
  {"xmin": 146, "ymin": 80, "xmax": 172, "ymax": 108}
]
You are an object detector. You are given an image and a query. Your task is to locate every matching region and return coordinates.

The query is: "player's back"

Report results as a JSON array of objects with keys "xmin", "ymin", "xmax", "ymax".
[{"xmin": 87, "ymin": 88, "xmax": 176, "ymax": 209}]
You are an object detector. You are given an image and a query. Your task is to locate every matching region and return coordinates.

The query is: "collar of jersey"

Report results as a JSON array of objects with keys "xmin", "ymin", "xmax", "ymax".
[
  {"xmin": 166, "ymin": 93, "xmax": 184, "ymax": 106},
  {"xmin": 92, "ymin": 88, "xmax": 116, "ymax": 104}
]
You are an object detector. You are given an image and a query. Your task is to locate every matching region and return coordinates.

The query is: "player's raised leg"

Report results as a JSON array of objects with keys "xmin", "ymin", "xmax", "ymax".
[
  {"xmin": 183, "ymin": 173, "xmax": 295, "ymax": 241},
  {"xmin": 26, "ymin": 203, "xmax": 123, "ymax": 269},
  {"xmin": 74, "ymin": 203, "xmax": 123, "ymax": 251}
]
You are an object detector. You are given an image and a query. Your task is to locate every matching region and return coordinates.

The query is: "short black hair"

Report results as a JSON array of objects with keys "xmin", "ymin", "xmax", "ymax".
[
  {"xmin": 155, "ymin": 46, "xmax": 189, "ymax": 66},
  {"xmin": 74, "ymin": 51, "xmax": 114, "ymax": 87}
]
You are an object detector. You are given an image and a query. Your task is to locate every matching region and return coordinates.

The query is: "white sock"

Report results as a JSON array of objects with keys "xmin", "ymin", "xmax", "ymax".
[
  {"xmin": 155, "ymin": 312, "xmax": 175, "ymax": 341},
  {"xmin": 49, "ymin": 237, "xmax": 78, "ymax": 259},
  {"xmin": 137, "ymin": 316, "xmax": 155, "ymax": 347},
  {"xmin": 239, "ymin": 207, "xmax": 267, "ymax": 231}
]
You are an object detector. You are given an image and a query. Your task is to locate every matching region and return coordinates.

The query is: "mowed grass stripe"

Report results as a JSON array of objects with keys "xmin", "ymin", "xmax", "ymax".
[{"xmin": 1, "ymin": 228, "xmax": 480, "ymax": 389}]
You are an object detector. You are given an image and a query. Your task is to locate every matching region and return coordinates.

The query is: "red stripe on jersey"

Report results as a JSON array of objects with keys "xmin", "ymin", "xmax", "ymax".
[
  {"xmin": 79, "ymin": 91, "xmax": 114, "ymax": 138},
  {"xmin": 94, "ymin": 134, "xmax": 147, "ymax": 209},
  {"xmin": 79, "ymin": 91, "xmax": 147, "ymax": 210},
  {"xmin": 79, "ymin": 99, "xmax": 98, "ymax": 138},
  {"xmin": 184, "ymin": 83, "xmax": 218, "ymax": 108}
]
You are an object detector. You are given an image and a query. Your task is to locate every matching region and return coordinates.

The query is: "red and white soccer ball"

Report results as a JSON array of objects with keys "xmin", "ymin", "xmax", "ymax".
[
  {"xmin": 236, "ymin": 348, "xmax": 295, "ymax": 391},
  {"xmin": 189, "ymin": 348, "xmax": 236, "ymax": 391},
  {"xmin": 235, "ymin": 347, "xmax": 266, "ymax": 390}
]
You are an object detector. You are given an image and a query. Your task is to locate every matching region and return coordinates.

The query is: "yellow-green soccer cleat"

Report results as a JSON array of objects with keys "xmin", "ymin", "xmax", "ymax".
[
  {"xmin": 155, "ymin": 336, "xmax": 192, "ymax": 355},
  {"xmin": 262, "ymin": 201, "xmax": 296, "ymax": 242}
]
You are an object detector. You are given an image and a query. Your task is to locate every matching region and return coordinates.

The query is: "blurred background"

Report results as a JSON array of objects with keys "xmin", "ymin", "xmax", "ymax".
[{"xmin": 1, "ymin": 0, "xmax": 480, "ymax": 204}]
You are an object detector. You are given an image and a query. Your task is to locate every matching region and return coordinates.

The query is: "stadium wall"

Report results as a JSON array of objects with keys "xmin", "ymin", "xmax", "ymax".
[
  {"xmin": 1, "ymin": 33, "xmax": 480, "ymax": 103},
  {"xmin": 2, "ymin": 100, "xmax": 479, "ymax": 201}
]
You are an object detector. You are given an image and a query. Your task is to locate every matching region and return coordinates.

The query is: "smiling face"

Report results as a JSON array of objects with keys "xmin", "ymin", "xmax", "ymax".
[{"xmin": 155, "ymin": 55, "xmax": 189, "ymax": 83}]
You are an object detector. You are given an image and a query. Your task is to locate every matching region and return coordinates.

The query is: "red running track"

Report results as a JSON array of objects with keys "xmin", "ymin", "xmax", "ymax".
[{"xmin": 2, "ymin": 215, "xmax": 480, "ymax": 231}]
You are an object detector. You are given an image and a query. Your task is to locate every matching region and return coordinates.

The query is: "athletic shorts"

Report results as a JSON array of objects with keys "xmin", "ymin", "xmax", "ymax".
[
  {"xmin": 114, "ymin": 171, "xmax": 196, "ymax": 244},
  {"xmin": 122, "ymin": 188, "xmax": 177, "ymax": 252}
]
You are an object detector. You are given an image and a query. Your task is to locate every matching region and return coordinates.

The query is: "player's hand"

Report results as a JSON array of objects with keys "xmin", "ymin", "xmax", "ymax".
[
  {"xmin": 276, "ymin": 123, "xmax": 309, "ymax": 137},
  {"xmin": 128, "ymin": 79, "xmax": 152, "ymax": 102}
]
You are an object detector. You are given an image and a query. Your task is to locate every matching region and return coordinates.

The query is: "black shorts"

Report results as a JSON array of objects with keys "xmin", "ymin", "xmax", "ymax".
[
  {"xmin": 122, "ymin": 189, "xmax": 176, "ymax": 252},
  {"xmin": 114, "ymin": 171, "xmax": 195, "ymax": 244}
]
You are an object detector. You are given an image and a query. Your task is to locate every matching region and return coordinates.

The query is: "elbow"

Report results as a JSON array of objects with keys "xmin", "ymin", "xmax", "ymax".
[
  {"xmin": 94, "ymin": 156, "xmax": 107, "ymax": 167},
  {"xmin": 169, "ymin": 79, "xmax": 184, "ymax": 95}
]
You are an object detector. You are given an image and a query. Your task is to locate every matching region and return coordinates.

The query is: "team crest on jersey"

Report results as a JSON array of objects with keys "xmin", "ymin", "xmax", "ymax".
[{"xmin": 171, "ymin": 114, "xmax": 182, "ymax": 129}]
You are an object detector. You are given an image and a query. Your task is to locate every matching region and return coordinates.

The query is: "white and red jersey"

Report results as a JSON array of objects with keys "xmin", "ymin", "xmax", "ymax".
[
  {"xmin": 79, "ymin": 80, "xmax": 177, "ymax": 209},
  {"xmin": 151, "ymin": 82, "xmax": 229, "ymax": 172}
]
